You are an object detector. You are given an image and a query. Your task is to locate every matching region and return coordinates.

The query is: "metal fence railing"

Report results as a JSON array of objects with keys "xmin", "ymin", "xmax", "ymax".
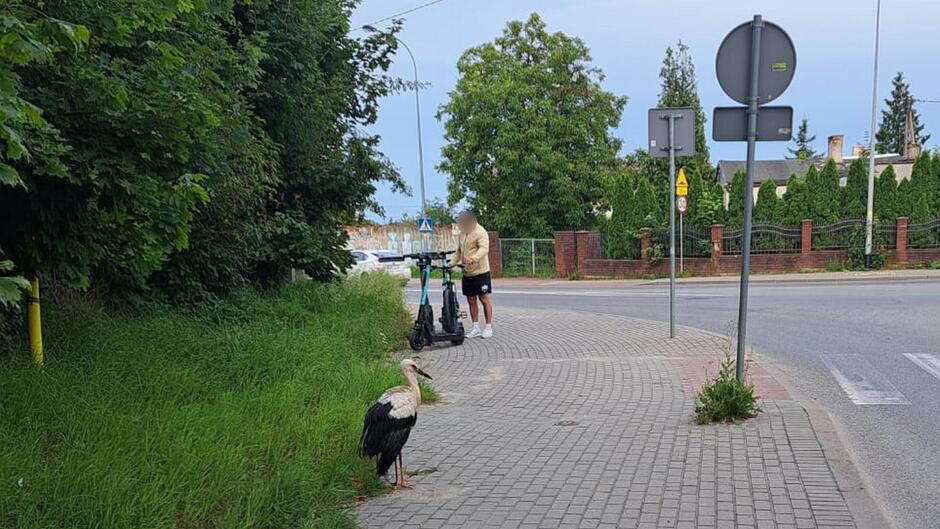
[
  {"xmin": 679, "ymin": 227, "xmax": 714, "ymax": 258},
  {"xmin": 811, "ymin": 218, "xmax": 865, "ymax": 251},
  {"xmin": 498, "ymin": 238, "xmax": 555, "ymax": 277},
  {"xmin": 878, "ymin": 220, "xmax": 898, "ymax": 249},
  {"xmin": 723, "ymin": 223, "xmax": 802, "ymax": 255},
  {"xmin": 907, "ymin": 218, "xmax": 940, "ymax": 249}
]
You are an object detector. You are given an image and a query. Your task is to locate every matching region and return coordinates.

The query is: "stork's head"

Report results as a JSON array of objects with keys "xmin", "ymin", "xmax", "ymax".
[{"xmin": 401, "ymin": 358, "xmax": 432, "ymax": 379}]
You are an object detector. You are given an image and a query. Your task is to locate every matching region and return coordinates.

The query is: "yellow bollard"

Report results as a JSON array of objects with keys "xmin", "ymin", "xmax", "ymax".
[{"xmin": 27, "ymin": 277, "xmax": 42, "ymax": 366}]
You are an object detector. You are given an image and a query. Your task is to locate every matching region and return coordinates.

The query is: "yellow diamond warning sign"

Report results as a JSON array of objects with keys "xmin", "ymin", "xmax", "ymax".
[{"xmin": 676, "ymin": 167, "xmax": 689, "ymax": 197}]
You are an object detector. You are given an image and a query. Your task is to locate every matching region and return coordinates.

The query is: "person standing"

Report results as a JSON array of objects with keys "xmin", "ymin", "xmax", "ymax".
[{"xmin": 450, "ymin": 210, "xmax": 494, "ymax": 338}]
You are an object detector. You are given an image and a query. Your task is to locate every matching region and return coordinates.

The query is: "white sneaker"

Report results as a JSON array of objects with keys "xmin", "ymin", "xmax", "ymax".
[
  {"xmin": 482, "ymin": 326, "xmax": 493, "ymax": 338},
  {"xmin": 466, "ymin": 327, "xmax": 482, "ymax": 338}
]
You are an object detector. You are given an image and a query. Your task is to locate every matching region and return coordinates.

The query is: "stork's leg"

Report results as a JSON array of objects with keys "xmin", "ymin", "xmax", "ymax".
[{"xmin": 394, "ymin": 452, "xmax": 414, "ymax": 489}]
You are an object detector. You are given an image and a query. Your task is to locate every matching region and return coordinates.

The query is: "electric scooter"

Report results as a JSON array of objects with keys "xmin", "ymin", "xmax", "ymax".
[{"xmin": 379, "ymin": 251, "xmax": 465, "ymax": 351}]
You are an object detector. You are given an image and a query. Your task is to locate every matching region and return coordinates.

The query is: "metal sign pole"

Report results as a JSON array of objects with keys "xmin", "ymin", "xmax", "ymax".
[
  {"xmin": 864, "ymin": 0, "xmax": 882, "ymax": 268},
  {"xmin": 736, "ymin": 15, "xmax": 763, "ymax": 381},
  {"xmin": 680, "ymin": 212, "xmax": 684, "ymax": 274},
  {"xmin": 531, "ymin": 239, "xmax": 536, "ymax": 276},
  {"xmin": 668, "ymin": 114, "xmax": 677, "ymax": 339}
]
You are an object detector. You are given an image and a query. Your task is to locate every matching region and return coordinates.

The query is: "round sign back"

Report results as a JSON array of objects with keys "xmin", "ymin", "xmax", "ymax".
[{"xmin": 716, "ymin": 19, "xmax": 796, "ymax": 106}]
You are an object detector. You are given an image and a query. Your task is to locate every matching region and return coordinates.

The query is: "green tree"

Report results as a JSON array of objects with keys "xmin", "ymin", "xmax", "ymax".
[
  {"xmin": 933, "ymin": 152, "xmax": 940, "ymax": 211},
  {"xmin": 783, "ymin": 173, "xmax": 811, "ymax": 225},
  {"xmin": 842, "ymin": 158, "xmax": 869, "ymax": 218},
  {"xmin": 754, "ymin": 179, "xmax": 783, "ymax": 222},
  {"xmin": 874, "ymin": 165, "xmax": 899, "ymax": 221},
  {"xmin": 0, "ymin": 0, "xmax": 410, "ymax": 306},
  {"xmin": 788, "ymin": 117, "xmax": 818, "ymax": 159},
  {"xmin": 634, "ymin": 175, "xmax": 662, "ymax": 228},
  {"xmin": 237, "ymin": 1, "xmax": 406, "ymax": 282},
  {"xmin": 0, "ymin": 3, "xmax": 89, "ymax": 302},
  {"xmin": 897, "ymin": 178, "xmax": 914, "ymax": 218},
  {"xmin": 438, "ymin": 13, "xmax": 626, "ymax": 237},
  {"xmin": 631, "ymin": 42, "xmax": 713, "ymax": 212},
  {"xmin": 808, "ymin": 160, "xmax": 840, "ymax": 222},
  {"xmin": 658, "ymin": 42, "xmax": 709, "ymax": 169},
  {"xmin": 906, "ymin": 152, "xmax": 935, "ymax": 221},
  {"xmin": 603, "ymin": 169, "xmax": 640, "ymax": 258},
  {"xmin": 726, "ymin": 170, "xmax": 745, "ymax": 227},
  {"xmin": 875, "ymin": 72, "xmax": 930, "ymax": 155},
  {"xmin": 1, "ymin": 1, "xmax": 213, "ymax": 290}
]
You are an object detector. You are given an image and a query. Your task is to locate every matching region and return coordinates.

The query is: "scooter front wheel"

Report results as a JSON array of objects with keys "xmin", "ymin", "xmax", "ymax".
[
  {"xmin": 451, "ymin": 323, "xmax": 465, "ymax": 346},
  {"xmin": 409, "ymin": 327, "xmax": 425, "ymax": 351}
]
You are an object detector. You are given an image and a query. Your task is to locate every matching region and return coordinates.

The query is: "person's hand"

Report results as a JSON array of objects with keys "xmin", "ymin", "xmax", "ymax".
[{"xmin": 465, "ymin": 257, "xmax": 474, "ymax": 267}]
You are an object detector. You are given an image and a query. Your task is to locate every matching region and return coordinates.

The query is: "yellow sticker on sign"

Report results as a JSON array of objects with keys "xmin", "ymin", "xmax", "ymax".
[
  {"xmin": 676, "ymin": 168, "xmax": 689, "ymax": 197},
  {"xmin": 772, "ymin": 62, "xmax": 787, "ymax": 72}
]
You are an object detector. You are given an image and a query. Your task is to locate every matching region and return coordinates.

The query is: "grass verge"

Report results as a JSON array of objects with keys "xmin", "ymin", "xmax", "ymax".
[{"xmin": 0, "ymin": 274, "xmax": 425, "ymax": 529}]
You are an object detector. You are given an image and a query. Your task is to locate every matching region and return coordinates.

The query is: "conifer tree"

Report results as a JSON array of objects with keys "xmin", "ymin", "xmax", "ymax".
[
  {"xmin": 843, "ymin": 158, "xmax": 869, "ymax": 218},
  {"xmin": 874, "ymin": 165, "xmax": 898, "ymax": 221},
  {"xmin": 788, "ymin": 117, "xmax": 818, "ymax": 159},
  {"xmin": 783, "ymin": 173, "xmax": 811, "ymax": 225},
  {"xmin": 875, "ymin": 72, "xmax": 929, "ymax": 155}
]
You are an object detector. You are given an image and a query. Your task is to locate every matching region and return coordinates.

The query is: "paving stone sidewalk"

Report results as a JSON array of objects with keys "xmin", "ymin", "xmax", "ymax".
[{"xmin": 357, "ymin": 309, "xmax": 858, "ymax": 529}]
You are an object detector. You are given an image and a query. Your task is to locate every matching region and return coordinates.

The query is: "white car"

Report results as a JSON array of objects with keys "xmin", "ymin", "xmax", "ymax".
[
  {"xmin": 347, "ymin": 250, "xmax": 380, "ymax": 276},
  {"xmin": 366, "ymin": 250, "xmax": 413, "ymax": 280}
]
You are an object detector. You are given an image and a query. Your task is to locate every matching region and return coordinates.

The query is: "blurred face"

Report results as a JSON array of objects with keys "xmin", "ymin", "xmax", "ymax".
[{"xmin": 457, "ymin": 213, "xmax": 475, "ymax": 231}]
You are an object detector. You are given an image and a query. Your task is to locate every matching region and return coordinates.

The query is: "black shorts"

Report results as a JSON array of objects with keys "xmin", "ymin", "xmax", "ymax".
[{"xmin": 461, "ymin": 272, "xmax": 492, "ymax": 297}]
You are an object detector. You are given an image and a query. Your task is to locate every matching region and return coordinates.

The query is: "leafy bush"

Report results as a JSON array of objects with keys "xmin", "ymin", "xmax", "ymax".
[
  {"xmin": 847, "ymin": 221, "xmax": 887, "ymax": 270},
  {"xmin": 695, "ymin": 352, "xmax": 761, "ymax": 425}
]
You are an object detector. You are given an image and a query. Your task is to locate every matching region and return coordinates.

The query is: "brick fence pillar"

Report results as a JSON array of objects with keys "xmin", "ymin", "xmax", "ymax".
[
  {"xmin": 639, "ymin": 228, "xmax": 651, "ymax": 259},
  {"xmin": 710, "ymin": 224, "xmax": 723, "ymax": 272},
  {"xmin": 896, "ymin": 217, "xmax": 908, "ymax": 265},
  {"xmin": 554, "ymin": 230, "xmax": 576, "ymax": 277},
  {"xmin": 575, "ymin": 230, "xmax": 601, "ymax": 273},
  {"xmin": 487, "ymin": 231, "xmax": 501, "ymax": 276},
  {"xmin": 800, "ymin": 219, "xmax": 813, "ymax": 268}
]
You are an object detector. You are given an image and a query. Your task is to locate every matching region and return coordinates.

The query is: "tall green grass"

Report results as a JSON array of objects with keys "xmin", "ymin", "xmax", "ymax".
[{"xmin": 0, "ymin": 274, "xmax": 420, "ymax": 528}]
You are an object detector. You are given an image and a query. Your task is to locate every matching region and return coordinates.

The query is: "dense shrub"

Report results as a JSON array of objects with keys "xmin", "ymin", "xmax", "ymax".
[{"xmin": 0, "ymin": 1, "xmax": 405, "ymax": 310}]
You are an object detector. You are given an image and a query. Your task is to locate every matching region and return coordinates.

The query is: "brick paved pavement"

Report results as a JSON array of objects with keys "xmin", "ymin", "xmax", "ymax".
[{"xmin": 357, "ymin": 309, "xmax": 858, "ymax": 529}]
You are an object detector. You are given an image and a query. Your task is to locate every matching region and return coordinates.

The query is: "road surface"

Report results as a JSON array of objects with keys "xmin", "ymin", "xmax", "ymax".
[{"xmin": 408, "ymin": 274, "xmax": 940, "ymax": 529}]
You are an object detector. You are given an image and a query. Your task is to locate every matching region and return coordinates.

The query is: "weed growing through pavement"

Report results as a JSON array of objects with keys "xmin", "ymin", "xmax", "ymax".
[{"xmin": 694, "ymin": 326, "xmax": 761, "ymax": 425}]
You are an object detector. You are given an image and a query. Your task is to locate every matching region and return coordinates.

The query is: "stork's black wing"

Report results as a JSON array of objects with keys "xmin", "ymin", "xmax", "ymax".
[{"xmin": 360, "ymin": 401, "xmax": 417, "ymax": 476}]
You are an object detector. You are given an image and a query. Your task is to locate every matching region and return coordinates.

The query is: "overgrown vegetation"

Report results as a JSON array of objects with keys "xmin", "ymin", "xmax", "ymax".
[
  {"xmin": 694, "ymin": 352, "xmax": 761, "ymax": 425},
  {"xmin": 0, "ymin": 275, "xmax": 426, "ymax": 528},
  {"xmin": 0, "ymin": 1, "xmax": 405, "ymax": 314}
]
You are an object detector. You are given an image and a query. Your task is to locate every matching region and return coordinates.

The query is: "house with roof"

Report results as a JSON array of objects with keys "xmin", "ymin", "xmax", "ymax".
[{"xmin": 716, "ymin": 135, "xmax": 917, "ymax": 206}]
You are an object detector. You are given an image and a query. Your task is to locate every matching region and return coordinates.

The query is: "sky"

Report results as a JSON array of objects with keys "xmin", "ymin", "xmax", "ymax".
[{"xmin": 350, "ymin": 0, "xmax": 940, "ymax": 222}]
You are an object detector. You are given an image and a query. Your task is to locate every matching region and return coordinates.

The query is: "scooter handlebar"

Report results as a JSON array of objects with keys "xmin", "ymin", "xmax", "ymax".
[{"xmin": 377, "ymin": 250, "xmax": 456, "ymax": 262}]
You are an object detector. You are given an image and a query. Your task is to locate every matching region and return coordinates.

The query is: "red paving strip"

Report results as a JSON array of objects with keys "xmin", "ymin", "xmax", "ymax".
[{"xmin": 668, "ymin": 356, "xmax": 791, "ymax": 401}]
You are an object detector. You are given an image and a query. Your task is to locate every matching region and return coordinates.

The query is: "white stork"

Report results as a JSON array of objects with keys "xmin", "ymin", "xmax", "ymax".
[{"xmin": 360, "ymin": 358, "xmax": 432, "ymax": 488}]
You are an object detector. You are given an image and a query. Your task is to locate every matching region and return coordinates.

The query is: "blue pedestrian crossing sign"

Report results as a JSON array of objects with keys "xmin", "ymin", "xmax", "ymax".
[{"xmin": 417, "ymin": 217, "xmax": 433, "ymax": 233}]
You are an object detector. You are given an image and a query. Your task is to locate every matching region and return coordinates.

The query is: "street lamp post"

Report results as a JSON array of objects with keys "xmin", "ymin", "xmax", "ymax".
[
  {"xmin": 864, "ymin": 0, "xmax": 882, "ymax": 268},
  {"xmin": 363, "ymin": 25, "xmax": 428, "ymax": 252}
]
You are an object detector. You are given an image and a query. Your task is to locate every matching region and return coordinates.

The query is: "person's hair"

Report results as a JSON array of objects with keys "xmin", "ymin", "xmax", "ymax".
[{"xmin": 458, "ymin": 209, "xmax": 476, "ymax": 221}]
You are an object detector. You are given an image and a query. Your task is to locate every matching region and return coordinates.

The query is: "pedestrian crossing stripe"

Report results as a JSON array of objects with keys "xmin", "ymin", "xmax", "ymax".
[
  {"xmin": 905, "ymin": 353, "xmax": 940, "ymax": 382},
  {"xmin": 822, "ymin": 354, "xmax": 910, "ymax": 405}
]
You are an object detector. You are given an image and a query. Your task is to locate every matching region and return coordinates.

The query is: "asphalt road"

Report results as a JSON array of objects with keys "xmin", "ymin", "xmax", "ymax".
[{"xmin": 407, "ymin": 275, "xmax": 940, "ymax": 529}]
